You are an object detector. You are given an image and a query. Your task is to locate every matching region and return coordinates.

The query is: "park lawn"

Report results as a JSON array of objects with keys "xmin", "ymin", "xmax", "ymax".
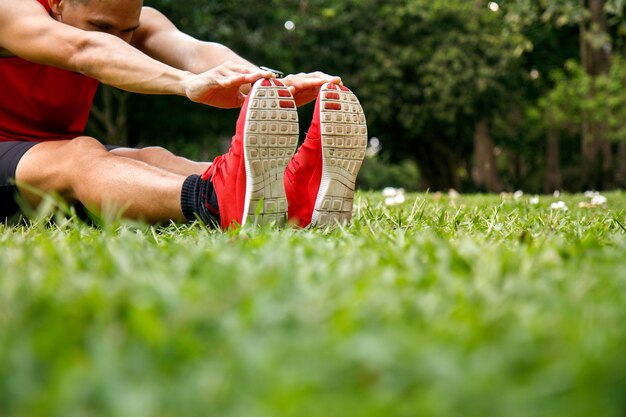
[{"xmin": 1, "ymin": 191, "xmax": 625, "ymax": 417}]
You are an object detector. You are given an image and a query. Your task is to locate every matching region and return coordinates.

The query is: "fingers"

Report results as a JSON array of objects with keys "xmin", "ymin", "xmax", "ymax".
[
  {"xmin": 280, "ymin": 72, "xmax": 344, "ymax": 106},
  {"xmin": 281, "ymin": 72, "xmax": 343, "ymax": 104},
  {"xmin": 210, "ymin": 61, "xmax": 274, "ymax": 83},
  {"xmin": 188, "ymin": 64, "xmax": 345, "ymax": 109},
  {"xmin": 239, "ymin": 82, "xmax": 252, "ymax": 96},
  {"xmin": 219, "ymin": 72, "xmax": 265, "ymax": 88},
  {"xmin": 284, "ymin": 71, "xmax": 343, "ymax": 87}
]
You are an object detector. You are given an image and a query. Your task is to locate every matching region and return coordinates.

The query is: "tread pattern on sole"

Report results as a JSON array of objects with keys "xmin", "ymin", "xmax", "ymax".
[
  {"xmin": 243, "ymin": 81, "xmax": 299, "ymax": 226},
  {"xmin": 312, "ymin": 84, "xmax": 367, "ymax": 227}
]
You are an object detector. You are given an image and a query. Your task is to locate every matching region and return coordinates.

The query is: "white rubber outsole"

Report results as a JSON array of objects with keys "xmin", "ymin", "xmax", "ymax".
[
  {"xmin": 242, "ymin": 80, "xmax": 299, "ymax": 227},
  {"xmin": 311, "ymin": 84, "xmax": 367, "ymax": 227}
]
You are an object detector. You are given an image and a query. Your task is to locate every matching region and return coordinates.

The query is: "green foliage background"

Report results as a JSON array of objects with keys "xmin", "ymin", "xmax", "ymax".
[{"xmin": 118, "ymin": 0, "xmax": 626, "ymax": 192}]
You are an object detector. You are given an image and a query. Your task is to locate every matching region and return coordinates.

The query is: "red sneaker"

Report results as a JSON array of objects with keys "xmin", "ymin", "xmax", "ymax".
[
  {"xmin": 284, "ymin": 83, "xmax": 367, "ymax": 227},
  {"xmin": 202, "ymin": 78, "xmax": 299, "ymax": 229}
]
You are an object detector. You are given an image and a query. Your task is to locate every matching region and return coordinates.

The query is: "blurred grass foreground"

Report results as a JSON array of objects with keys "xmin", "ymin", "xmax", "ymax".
[{"xmin": 1, "ymin": 191, "xmax": 626, "ymax": 417}]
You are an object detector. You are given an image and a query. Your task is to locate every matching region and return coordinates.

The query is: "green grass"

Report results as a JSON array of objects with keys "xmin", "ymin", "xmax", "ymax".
[{"xmin": 1, "ymin": 191, "xmax": 626, "ymax": 417}]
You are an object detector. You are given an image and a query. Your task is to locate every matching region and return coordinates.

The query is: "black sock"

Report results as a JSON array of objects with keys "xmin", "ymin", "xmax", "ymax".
[{"xmin": 181, "ymin": 174, "xmax": 220, "ymax": 226}]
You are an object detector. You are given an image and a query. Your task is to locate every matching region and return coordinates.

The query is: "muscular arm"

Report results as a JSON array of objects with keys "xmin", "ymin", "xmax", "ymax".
[
  {"xmin": 132, "ymin": 7, "xmax": 343, "ymax": 106},
  {"xmin": 132, "ymin": 7, "xmax": 256, "ymax": 74},
  {"xmin": 0, "ymin": 0, "xmax": 271, "ymax": 107}
]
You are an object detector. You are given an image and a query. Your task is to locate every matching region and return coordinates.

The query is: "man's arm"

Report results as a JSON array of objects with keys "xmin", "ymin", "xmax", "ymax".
[
  {"xmin": 132, "ymin": 7, "xmax": 343, "ymax": 106},
  {"xmin": 0, "ymin": 0, "xmax": 272, "ymax": 108},
  {"xmin": 132, "ymin": 7, "xmax": 256, "ymax": 74}
]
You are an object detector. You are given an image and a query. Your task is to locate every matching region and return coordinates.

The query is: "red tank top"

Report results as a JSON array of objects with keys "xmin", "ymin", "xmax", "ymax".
[{"xmin": 0, "ymin": 0, "xmax": 99, "ymax": 142}]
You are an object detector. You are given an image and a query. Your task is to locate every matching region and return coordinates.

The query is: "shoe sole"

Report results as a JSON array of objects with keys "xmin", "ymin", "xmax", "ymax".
[
  {"xmin": 242, "ymin": 79, "xmax": 299, "ymax": 226},
  {"xmin": 311, "ymin": 84, "xmax": 367, "ymax": 226}
]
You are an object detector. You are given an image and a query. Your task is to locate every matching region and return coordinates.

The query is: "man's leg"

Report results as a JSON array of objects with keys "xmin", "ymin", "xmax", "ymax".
[
  {"xmin": 10, "ymin": 78, "xmax": 318, "ymax": 228},
  {"xmin": 109, "ymin": 146, "xmax": 210, "ymax": 176},
  {"xmin": 15, "ymin": 136, "xmax": 188, "ymax": 223}
]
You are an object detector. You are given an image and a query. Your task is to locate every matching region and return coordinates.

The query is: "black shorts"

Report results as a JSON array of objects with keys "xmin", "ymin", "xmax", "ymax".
[
  {"xmin": 0, "ymin": 141, "xmax": 40, "ymax": 219},
  {"xmin": 0, "ymin": 141, "xmax": 120, "ymax": 220}
]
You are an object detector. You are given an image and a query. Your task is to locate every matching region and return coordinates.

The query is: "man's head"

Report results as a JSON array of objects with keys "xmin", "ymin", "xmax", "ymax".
[{"xmin": 49, "ymin": 0, "xmax": 143, "ymax": 43}]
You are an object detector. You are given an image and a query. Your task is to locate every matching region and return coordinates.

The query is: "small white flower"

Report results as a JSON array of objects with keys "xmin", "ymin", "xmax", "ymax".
[
  {"xmin": 385, "ymin": 195, "xmax": 406, "ymax": 206},
  {"xmin": 514, "ymin": 190, "xmax": 524, "ymax": 200},
  {"xmin": 529, "ymin": 195, "xmax": 540, "ymax": 205},
  {"xmin": 383, "ymin": 187, "xmax": 406, "ymax": 206},
  {"xmin": 553, "ymin": 190, "xmax": 561, "ymax": 198},
  {"xmin": 591, "ymin": 195, "xmax": 607, "ymax": 206},
  {"xmin": 448, "ymin": 189, "xmax": 460, "ymax": 199},
  {"xmin": 580, "ymin": 191, "xmax": 607, "ymax": 208},
  {"xmin": 550, "ymin": 201, "xmax": 568, "ymax": 211},
  {"xmin": 382, "ymin": 187, "xmax": 397, "ymax": 197}
]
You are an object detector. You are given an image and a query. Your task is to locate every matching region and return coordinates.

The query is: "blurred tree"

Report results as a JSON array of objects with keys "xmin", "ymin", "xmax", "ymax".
[
  {"xmin": 579, "ymin": 0, "xmax": 612, "ymax": 189},
  {"xmin": 85, "ymin": 0, "xmax": 625, "ymax": 191},
  {"xmin": 91, "ymin": 0, "xmax": 534, "ymax": 191},
  {"xmin": 296, "ymin": 0, "xmax": 532, "ymax": 191},
  {"xmin": 605, "ymin": 0, "xmax": 626, "ymax": 187},
  {"xmin": 497, "ymin": 0, "xmax": 580, "ymax": 192},
  {"xmin": 534, "ymin": 0, "xmax": 626, "ymax": 189}
]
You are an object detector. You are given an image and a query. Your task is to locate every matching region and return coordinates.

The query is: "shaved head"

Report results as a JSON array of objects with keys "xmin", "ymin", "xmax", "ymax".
[{"xmin": 54, "ymin": 0, "xmax": 144, "ymax": 43}]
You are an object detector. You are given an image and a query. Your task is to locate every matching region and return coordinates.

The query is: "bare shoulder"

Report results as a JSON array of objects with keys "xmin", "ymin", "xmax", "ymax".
[
  {"xmin": 0, "ymin": 0, "xmax": 50, "ymax": 30},
  {"xmin": 0, "ymin": 0, "xmax": 50, "ymax": 56},
  {"xmin": 0, "ymin": 0, "xmax": 91, "ymax": 68}
]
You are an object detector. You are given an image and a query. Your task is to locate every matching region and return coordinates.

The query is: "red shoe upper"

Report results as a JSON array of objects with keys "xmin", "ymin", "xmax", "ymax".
[
  {"xmin": 203, "ymin": 78, "xmax": 288, "ymax": 229},
  {"xmin": 284, "ymin": 84, "xmax": 329, "ymax": 227},
  {"xmin": 202, "ymin": 87, "xmax": 252, "ymax": 229}
]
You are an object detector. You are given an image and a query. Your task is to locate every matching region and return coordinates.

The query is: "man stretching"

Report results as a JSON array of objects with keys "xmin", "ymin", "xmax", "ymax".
[{"xmin": 0, "ymin": 0, "xmax": 367, "ymax": 228}]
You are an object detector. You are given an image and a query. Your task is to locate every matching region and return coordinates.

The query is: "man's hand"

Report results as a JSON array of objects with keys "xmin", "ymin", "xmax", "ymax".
[
  {"xmin": 282, "ymin": 72, "xmax": 343, "ymax": 106},
  {"xmin": 184, "ymin": 65, "xmax": 342, "ymax": 108},
  {"xmin": 184, "ymin": 61, "xmax": 274, "ymax": 108}
]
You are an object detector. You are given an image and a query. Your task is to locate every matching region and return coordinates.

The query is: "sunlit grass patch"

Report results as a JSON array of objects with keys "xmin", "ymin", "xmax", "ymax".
[{"xmin": 1, "ymin": 191, "xmax": 625, "ymax": 416}]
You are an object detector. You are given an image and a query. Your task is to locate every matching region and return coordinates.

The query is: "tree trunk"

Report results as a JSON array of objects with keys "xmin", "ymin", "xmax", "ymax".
[
  {"xmin": 413, "ymin": 134, "xmax": 461, "ymax": 192},
  {"xmin": 506, "ymin": 150, "xmax": 527, "ymax": 190},
  {"xmin": 471, "ymin": 119, "xmax": 504, "ymax": 193},
  {"xmin": 581, "ymin": 111, "xmax": 599, "ymax": 189},
  {"xmin": 505, "ymin": 108, "xmax": 527, "ymax": 189},
  {"xmin": 580, "ymin": 0, "xmax": 613, "ymax": 190},
  {"xmin": 615, "ymin": 141, "xmax": 626, "ymax": 187},
  {"xmin": 545, "ymin": 128, "xmax": 562, "ymax": 193}
]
